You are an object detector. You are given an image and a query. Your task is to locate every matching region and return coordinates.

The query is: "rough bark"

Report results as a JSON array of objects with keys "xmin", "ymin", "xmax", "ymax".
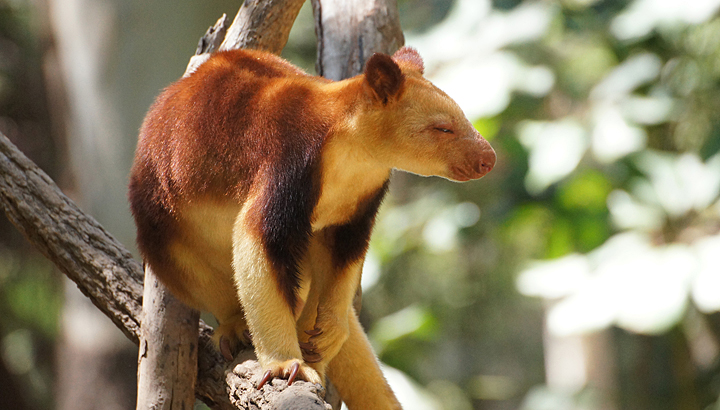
[
  {"xmin": 0, "ymin": 130, "xmax": 144, "ymax": 343},
  {"xmin": 309, "ymin": 1, "xmax": 404, "ymax": 406},
  {"xmin": 136, "ymin": 268, "xmax": 200, "ymax": 410},
  {"xmin": 219, "ymin": 0, "xmax": 306, "ymax": 53},
  {"xmin": 185, "ymin": 14, "xmax": 231, "ymax": 77},
  {"xmin": 311, "ymin": 0, "xmax": 404, "ymax": 81},
  {"xmin": 186, "ymin": 0, "xmax": 305, "ymax": 77},
  {"xmin": 134, "ymin": 13, "xmax": 232, "ymax": 410}
]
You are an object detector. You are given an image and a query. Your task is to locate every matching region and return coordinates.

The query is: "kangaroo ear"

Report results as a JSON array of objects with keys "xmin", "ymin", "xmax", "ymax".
[
  {"xmin": 392, "ymin": 46, "xmax": 424, "ymax": 74},
  {"xmin": 364, "ymin": 52, "xmax": 404, "ymax": 104}
]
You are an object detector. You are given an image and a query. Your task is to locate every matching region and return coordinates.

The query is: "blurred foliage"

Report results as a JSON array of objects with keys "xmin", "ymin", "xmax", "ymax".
[{"xmin": 365, "ymin": 0, "xmax": 720, "ymax": 409}]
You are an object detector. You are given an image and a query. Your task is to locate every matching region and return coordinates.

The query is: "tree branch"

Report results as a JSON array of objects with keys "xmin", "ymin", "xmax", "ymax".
[
  {"xmin": 136, "ymin": 268, "xmax": 200, "ymax": 410},
  {"xmin": 0, "ymin": 130, "xmax": 224, "ymax": 407},
  {"xmin": 0, "ymin": 131, "xmax": 144, "ymax": 343},
  {"xmin": 219, "ymin": 0, "xmax": 306, "ymax": 53}
]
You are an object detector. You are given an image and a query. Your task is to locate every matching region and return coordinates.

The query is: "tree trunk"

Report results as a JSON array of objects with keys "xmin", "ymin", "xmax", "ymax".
[
  {"xmin": 136, "ymin": 267, "xmax": 200, "ymax": 410},
  {"xmin": 311, "ymin": 0, "xmax": 404, "ymax": 81},
  {"xmin": 134, "ymin": 15, "xmax": 228, "ymax": 410},
  {"xmin": 219, "ymin": 0, "xmax": 306, "ymax": 53}
]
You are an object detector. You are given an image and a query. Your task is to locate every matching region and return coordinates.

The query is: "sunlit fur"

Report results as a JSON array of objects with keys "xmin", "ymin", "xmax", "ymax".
[{"xmin": 129, "ymin": 46, "xmax": 495, "ymax": 410}]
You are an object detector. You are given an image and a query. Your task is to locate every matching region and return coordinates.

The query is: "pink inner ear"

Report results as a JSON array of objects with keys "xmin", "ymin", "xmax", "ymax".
[{"xmin": 392, "ymin": 47, "xmax": 424, "ymax": 74}]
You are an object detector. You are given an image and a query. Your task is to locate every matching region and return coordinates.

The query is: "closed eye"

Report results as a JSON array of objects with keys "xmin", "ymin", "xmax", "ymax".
[{"xmin": 435, "ymin": 127, "xmax": 454, "ymax": 134}]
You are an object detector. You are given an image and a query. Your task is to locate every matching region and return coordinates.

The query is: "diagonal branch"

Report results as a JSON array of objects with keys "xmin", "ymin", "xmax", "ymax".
[
  {"xmin": 0, "ymin": 130, "xmax": 233, "ymax": 405},
  {"xmin": 0, "ymin": 130, "xmax": 144, "ymax": 343}
]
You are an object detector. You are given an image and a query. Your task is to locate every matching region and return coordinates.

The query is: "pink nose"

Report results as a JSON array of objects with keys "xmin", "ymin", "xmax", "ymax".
[
  {"xmin": 450, "ymin": 145, "xmax": 496, "ymax": 181},
  {"xmin": 476, "ymin": 146, "xmax": 496, "ymax": 177}
]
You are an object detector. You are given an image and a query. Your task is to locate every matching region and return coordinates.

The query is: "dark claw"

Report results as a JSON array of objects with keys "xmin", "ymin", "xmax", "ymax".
[
  {"xmin": 257, "ymin": 370, "xmax": 272, "ymax": 389},
  {"xmin": 219, "ymin": 336, "xmax": 233, "ymax": 361},
  {"xmin": 305, "ymin": 328, "xmax": 323, "ymax": 336},
  {"xmin": 243, "ymin": 329, "xmax": 253, "ymax": 344},
  {"xmin": 299, "ymin": 341, "xmax": 316, "ymax": 352},
  {"xmin": 287, "ymin": 362, "xmax": 300, "ymax": 386},
  {"xmin": 303, "ymin": 352, "xmax": 322, "ymax": 363}
]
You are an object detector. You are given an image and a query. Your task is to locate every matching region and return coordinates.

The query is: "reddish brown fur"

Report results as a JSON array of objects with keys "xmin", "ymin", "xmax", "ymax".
[
  {"xmin": 130, "ymin": 50, "xmax": 336, "ymax": 306},
  {"xmin": 129, "ymin": 46, "xmax": 495, "ymax": 408}
]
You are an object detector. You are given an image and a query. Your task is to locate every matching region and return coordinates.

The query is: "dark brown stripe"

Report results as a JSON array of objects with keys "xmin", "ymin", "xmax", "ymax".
[
  {"xmin": 255, "ymin": 84, "xmax": 328, "ymax": 313},
  {"xmin": 329, "ymin": 180, "xmax": 389, "ymax": 270}
]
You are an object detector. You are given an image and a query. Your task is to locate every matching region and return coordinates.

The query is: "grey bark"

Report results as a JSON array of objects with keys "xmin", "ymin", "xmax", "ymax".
[
  {"xmin": 135, "ymin": 268, "xmax": 200, "ymax": 410},
  {"xmin": 219, "ymin": 0, "xmax": 307, "ymax": 53},
  {"xmin": 186, "ymin": 14, "xmax": 231, "ymax": 77},
  {"xmin": 308, "ymin": 0, "xmax": 405, "ymax": 405},
  {"xmin": 311, "ymin": 0, "xmax": 404, "ymax": 81},
  {"xmin": 0, "ymin": 130, "xmax": 144, "ymax": 341}
]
